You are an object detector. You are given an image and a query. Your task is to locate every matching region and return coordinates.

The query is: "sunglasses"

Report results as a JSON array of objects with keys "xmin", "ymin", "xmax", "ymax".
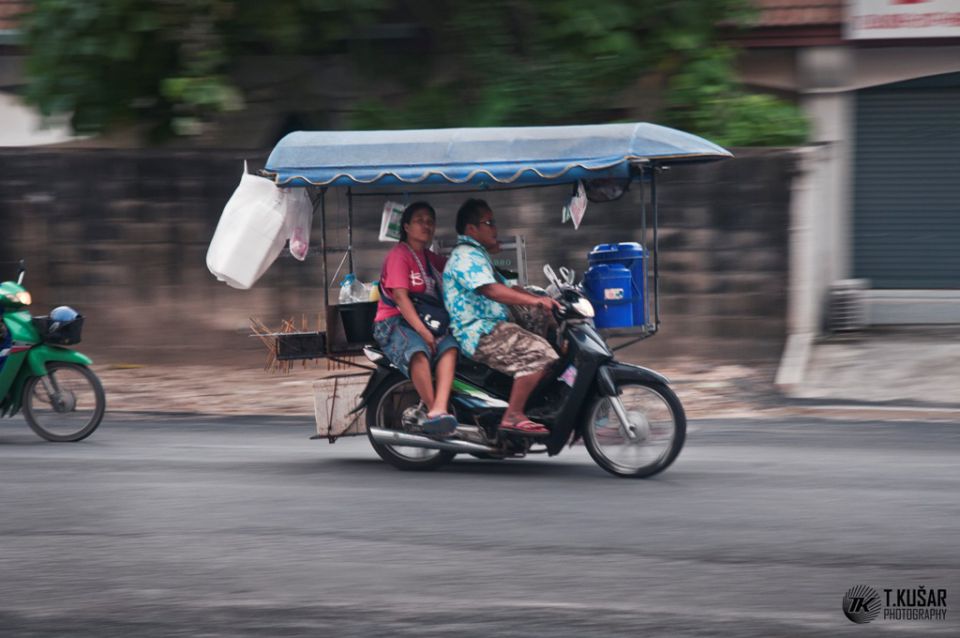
[{"xmin": 477, "ymin": 220, "xmax": 497, "ymax": 228}]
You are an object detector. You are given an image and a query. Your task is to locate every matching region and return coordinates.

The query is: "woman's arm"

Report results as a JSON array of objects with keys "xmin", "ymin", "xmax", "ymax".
[{"xmin": 392, "ymin": 288, "xmax": 437, "ymax": 350}]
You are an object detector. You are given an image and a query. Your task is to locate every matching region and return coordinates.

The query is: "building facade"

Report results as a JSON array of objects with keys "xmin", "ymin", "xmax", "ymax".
[{"xmin": 742, "ymin": 0, "xmax": 960, "ymax": 336}]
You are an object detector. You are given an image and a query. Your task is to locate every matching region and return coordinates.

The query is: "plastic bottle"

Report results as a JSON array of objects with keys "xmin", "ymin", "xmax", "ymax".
[
  {"xmin": 339, "ymin": 274, "xmax": 354, "ymax": 305},
  {"xmin": 339, "ymin": 274, "xmax": 366, "ymax": 305},
  {"xmin": 351, "ymin": 278, "xmax": 367, "ymax": 303}
]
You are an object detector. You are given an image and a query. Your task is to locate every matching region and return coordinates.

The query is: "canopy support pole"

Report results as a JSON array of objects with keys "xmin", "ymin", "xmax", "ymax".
[
  {"xmin": 651, "ymin": 165, "xmax": 660, "ymax": 330},
  {"xmin": 320, "ymin": 188, "xmax": 329, "ymax": 310},
  {"xmin": 639, "ymin": 167, "xmax": 648, "ymax": 331},
  {"xmin": 347, "ymin": 187, "xmax": 354, "ymax": 275}
]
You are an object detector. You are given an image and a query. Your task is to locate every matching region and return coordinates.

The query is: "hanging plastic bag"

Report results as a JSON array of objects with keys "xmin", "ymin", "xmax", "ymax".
[
  {"xmin": 206, "ymin": 161, "xmax": 287, "ymax": 289},
  {"xmin": 283, "ymin": 187, "xmax": 313, "ymax": 261},
  {"xmin": 561, "ymin": 181, "xmax": 588, "ymax": 230}
]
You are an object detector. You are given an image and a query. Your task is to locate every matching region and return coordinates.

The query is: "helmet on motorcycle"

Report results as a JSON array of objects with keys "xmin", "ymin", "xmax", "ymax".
[{"xmin": 50, "ymin": 306, "xmax": 79, "ymax": 322}]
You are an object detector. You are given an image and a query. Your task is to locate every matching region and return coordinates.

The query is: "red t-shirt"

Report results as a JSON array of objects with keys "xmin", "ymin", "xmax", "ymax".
[{"xmin": 374, "ymin": 244, "xmax": 447, "ymax": 322}]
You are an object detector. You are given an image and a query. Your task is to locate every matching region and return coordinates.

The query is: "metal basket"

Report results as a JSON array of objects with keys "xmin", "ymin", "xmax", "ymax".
[{"xmin": 313, "ymin": 373, "xmax": 369, "ymax": 442}]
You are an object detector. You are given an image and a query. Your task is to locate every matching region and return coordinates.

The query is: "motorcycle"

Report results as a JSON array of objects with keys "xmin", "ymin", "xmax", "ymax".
[
  {"xmin": 359, "ymin": 265, "xmax": 685, "ymax": 478},
  {"xmin": 250, "ymin": 121, "xmax": 731, "ymax": 477},
  {"xmin": 0, "ymin": 261, "xmax": 106, "ymax": 442}
]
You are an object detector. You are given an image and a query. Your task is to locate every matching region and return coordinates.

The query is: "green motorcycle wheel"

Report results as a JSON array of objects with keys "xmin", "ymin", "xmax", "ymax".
[{"xmin": 22, "ymin": 362, "xmax": 106, "ymax": 442}]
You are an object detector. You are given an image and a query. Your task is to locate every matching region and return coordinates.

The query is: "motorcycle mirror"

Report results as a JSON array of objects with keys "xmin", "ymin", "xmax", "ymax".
[
  {"xmin": 543, "ymin": 264, "xmax": 562, "ymax": 289},
  {"xmin": 16, "ymin": 259, "xmax": 25, "ymax": 285}
]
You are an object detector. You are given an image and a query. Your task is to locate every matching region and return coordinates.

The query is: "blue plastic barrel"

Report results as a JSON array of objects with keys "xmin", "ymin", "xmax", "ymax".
[
  {"xmin": 583, "ymin": 263, "xmax": 633, "ymax": 329},
  {"xmin": 587, "ymin": 242, "xmax": 645, "ymax": 326}
]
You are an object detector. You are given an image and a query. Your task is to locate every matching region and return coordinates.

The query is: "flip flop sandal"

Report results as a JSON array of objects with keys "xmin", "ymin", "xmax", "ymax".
[
  {"xmin": 420, "ymin": 413, "xmax": 458, "ymax": 436},
  {"xmin": 499, "ymin": 419, "xmax": 550, "ymax": 438}
]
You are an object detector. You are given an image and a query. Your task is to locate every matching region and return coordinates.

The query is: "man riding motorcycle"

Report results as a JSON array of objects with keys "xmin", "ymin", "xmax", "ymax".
[{"xmin": 442, "ymin": 198, "xmax": 562, "ymax": 437}]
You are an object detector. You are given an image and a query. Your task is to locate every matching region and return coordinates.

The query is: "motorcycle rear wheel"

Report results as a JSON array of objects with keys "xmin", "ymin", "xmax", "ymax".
[
  {"xmin": 22, "ymin": 362, "xmax": 106, "ymax": 442},
  {"xmin": 366, "ymin": 374, "xmax": 455, "ymax": 471},
  {"xmin": 583, "ymin": 381, "xmax": 685, "ymax": 478}
]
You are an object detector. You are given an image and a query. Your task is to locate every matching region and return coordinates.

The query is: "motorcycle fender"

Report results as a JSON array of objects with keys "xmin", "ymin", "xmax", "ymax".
[
  {"xmin": 597, "ymin": 362, "xmax": 670, "ymax": 396},
  {"xmin": 348, "ymin": 365, "xmax": 394, "ymax": 415},
  {"xmin": 27, "ymin": 346, "xmax": 93, "ymax": 376},
  {"xmin": 1, "ymin": 353, "xmax": 32, "ymax": 417}
]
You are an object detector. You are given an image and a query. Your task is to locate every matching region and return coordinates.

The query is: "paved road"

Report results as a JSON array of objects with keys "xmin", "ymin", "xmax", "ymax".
[{"xmin": 1, "ymin": 414, "xmax": 958, "ymax": 637}]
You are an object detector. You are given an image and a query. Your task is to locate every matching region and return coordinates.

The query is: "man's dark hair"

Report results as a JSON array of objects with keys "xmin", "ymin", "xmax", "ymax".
[
  {"xmin": 398, "ymin": 201, "xmax": 436, "ymax": 242},
  {"xmin": 456, "ymin": 198, "xmax": 491, "ymax": 234}
]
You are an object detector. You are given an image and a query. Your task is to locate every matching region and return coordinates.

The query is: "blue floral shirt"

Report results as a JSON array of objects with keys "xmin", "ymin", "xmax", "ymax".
[{"xmin": 442, "ymin": 235, "xmax": 509, "ymax": 355}]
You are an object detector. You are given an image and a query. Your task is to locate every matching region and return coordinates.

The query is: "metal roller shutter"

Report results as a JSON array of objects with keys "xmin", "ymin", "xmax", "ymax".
[{"xmin": 853, "ymin": 72, "xmax": 960, "ymax": 289}]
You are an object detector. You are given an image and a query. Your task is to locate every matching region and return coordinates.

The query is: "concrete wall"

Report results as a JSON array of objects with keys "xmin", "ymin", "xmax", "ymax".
[{"xmin": 0, "ymin": 148, "xmax": 794, "ymax": 366}]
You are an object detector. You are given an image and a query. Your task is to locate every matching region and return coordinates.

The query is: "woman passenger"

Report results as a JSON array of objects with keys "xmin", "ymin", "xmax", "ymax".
[{"xmin": 372, "ymin": 202, "xmax": 459, "ymax": 436}]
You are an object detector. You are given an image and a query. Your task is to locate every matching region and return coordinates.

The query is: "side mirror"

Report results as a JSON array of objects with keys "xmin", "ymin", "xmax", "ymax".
[{"xmin": 16, "ymin": 259, "xmax": 25, "ymax": 285}]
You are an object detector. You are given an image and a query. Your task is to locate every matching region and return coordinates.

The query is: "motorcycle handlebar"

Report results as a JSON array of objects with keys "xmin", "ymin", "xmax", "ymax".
[{"xmin": 551, "ymin": 288, "xmax": 581, "ymax": 321}]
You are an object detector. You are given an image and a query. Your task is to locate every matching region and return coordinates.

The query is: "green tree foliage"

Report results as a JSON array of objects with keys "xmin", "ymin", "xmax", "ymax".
[
  {"xmin": 349, "ymin": 1, "xmax": 765, "ymax": 130},
  {"xmin": 24, "ymin": 1, "xmax": 237, "ymax": 139},
  {"xmin": 663, "ymin": 46, "xmax": 808, "ymax": 146},
  {"xmin": 22, "ymin": 0, "xmax": 382, "ymax": 139},
  {"xmin": 21, "ymin": 0, "xmax": 807, "ymax": 145}
]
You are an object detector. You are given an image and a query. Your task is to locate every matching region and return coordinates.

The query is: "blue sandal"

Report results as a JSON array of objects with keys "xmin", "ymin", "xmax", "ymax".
[{"xmin": 420, "ymin": 413, "xmax": 458, "ymax": 436}]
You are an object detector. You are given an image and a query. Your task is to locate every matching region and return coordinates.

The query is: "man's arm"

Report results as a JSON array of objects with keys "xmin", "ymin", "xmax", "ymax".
[{"xmin": 477, "ymin": 282, "xmax": 559, "ymax": 311}]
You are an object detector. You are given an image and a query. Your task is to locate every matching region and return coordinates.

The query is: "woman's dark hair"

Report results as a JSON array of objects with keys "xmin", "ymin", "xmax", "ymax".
[
  {"xmin": 399, "ymin": 201, "xmax": 436, "ymax": 242},
  {"xmin": 456, "ymin": 198, "xmax": 490, "ymax": 234}
]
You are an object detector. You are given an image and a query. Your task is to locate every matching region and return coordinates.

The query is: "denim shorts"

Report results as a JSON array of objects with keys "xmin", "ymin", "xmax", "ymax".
[{"xmin": 373, "ymin": 315, "xmax": 459, "ymax": 377}]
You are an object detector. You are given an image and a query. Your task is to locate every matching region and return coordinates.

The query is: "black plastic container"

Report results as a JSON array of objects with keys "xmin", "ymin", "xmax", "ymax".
[
  {"xmin": 32, "ymin": 315, "xmax": 84, "ymax": 345},
  {"xmin": 338, "ymin": 302, "xmax": 377, "ymax": 343}
]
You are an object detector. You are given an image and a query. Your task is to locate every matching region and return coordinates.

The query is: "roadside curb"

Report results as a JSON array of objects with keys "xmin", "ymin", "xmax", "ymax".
[{"xmin": 773, "ymin": 404, "xmax": 960, "ymax": 423}]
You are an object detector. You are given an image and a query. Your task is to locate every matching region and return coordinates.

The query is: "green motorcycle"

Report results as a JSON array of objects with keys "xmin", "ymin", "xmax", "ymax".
[{"xmin": 0, "ymin": 261, "xmax": 105, "ymax": 442}]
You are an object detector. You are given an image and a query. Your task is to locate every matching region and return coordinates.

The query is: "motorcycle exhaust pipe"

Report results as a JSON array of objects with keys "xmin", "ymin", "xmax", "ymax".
[{"xmin": 368, "ymin": 427, "xmax": 497, "ymax": 454}]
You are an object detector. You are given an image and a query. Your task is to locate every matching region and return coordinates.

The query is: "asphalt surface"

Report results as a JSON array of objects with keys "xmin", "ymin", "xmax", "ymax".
[{"xmin": 1, "ymin": 414, "xmax": 958, "ymax": 637}]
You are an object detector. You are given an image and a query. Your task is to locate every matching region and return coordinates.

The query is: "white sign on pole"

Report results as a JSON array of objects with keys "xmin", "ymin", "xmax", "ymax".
[
  {"xmin": 848, "ymin": 0, "xmax": 960, "ymax": 40},
  {"xmin": 378, "ymin": 201, "xmax": 404, "ymax": 242}
]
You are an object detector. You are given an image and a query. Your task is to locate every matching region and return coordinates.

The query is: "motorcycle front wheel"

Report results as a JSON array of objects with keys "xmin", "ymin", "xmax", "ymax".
[
  {"xmin": 22, "ymin": 362, "xmax": 106, "ymax": 442},
  {"xmin": 366, "ymin": 374, "xmax": 455, "ymax": 471},
  {"xmin": 583, "ymin": 381, "xmax": 685, "ymax": 478}
]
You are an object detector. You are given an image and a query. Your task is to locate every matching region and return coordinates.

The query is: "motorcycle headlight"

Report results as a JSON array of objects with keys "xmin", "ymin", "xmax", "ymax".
[
  {"xmin": 571, "ymin": 297, "xmax": 594, "ymax": 318},
  {"xmin": 6, "ymin": 291, "xmax": 31, "ymax": 306}
]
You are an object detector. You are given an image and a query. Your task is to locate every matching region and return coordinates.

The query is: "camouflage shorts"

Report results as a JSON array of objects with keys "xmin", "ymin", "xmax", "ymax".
[
  {"xmin": 473, "ymin": 321, "xmax": 559, "ymax": 378},
  {"xmin": 508, "ymin": 305, "xmax": 557, "ymax": 338}
]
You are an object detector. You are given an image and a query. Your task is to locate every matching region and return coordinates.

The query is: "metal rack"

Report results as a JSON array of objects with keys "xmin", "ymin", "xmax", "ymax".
[{"xmin": 278, "ymin": 162, "xmax": 666, "ymax": 360}]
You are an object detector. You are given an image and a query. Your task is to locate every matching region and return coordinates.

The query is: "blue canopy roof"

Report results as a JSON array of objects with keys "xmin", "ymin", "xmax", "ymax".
[{"xmin": 265, "ymin": 123, "xmax": 731, "ymax": 188}]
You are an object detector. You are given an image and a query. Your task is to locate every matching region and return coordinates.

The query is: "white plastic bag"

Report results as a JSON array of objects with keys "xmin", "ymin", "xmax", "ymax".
[
  {"xmin": 561, "ymin": 180, "xmax": 588, "ymax": 229},
  {"xmin": 283, "ymin": 187, "xmax": 313, "ymax": 261},
  {"xmin": 206, "ymin": 161, "xmax": 287, "ymax": 289}
]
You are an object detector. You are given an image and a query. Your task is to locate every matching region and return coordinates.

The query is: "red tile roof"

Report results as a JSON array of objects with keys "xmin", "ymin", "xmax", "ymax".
[{"xmin": 0, "ymin": 0, "xmax": 27, "ymax": 31}]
